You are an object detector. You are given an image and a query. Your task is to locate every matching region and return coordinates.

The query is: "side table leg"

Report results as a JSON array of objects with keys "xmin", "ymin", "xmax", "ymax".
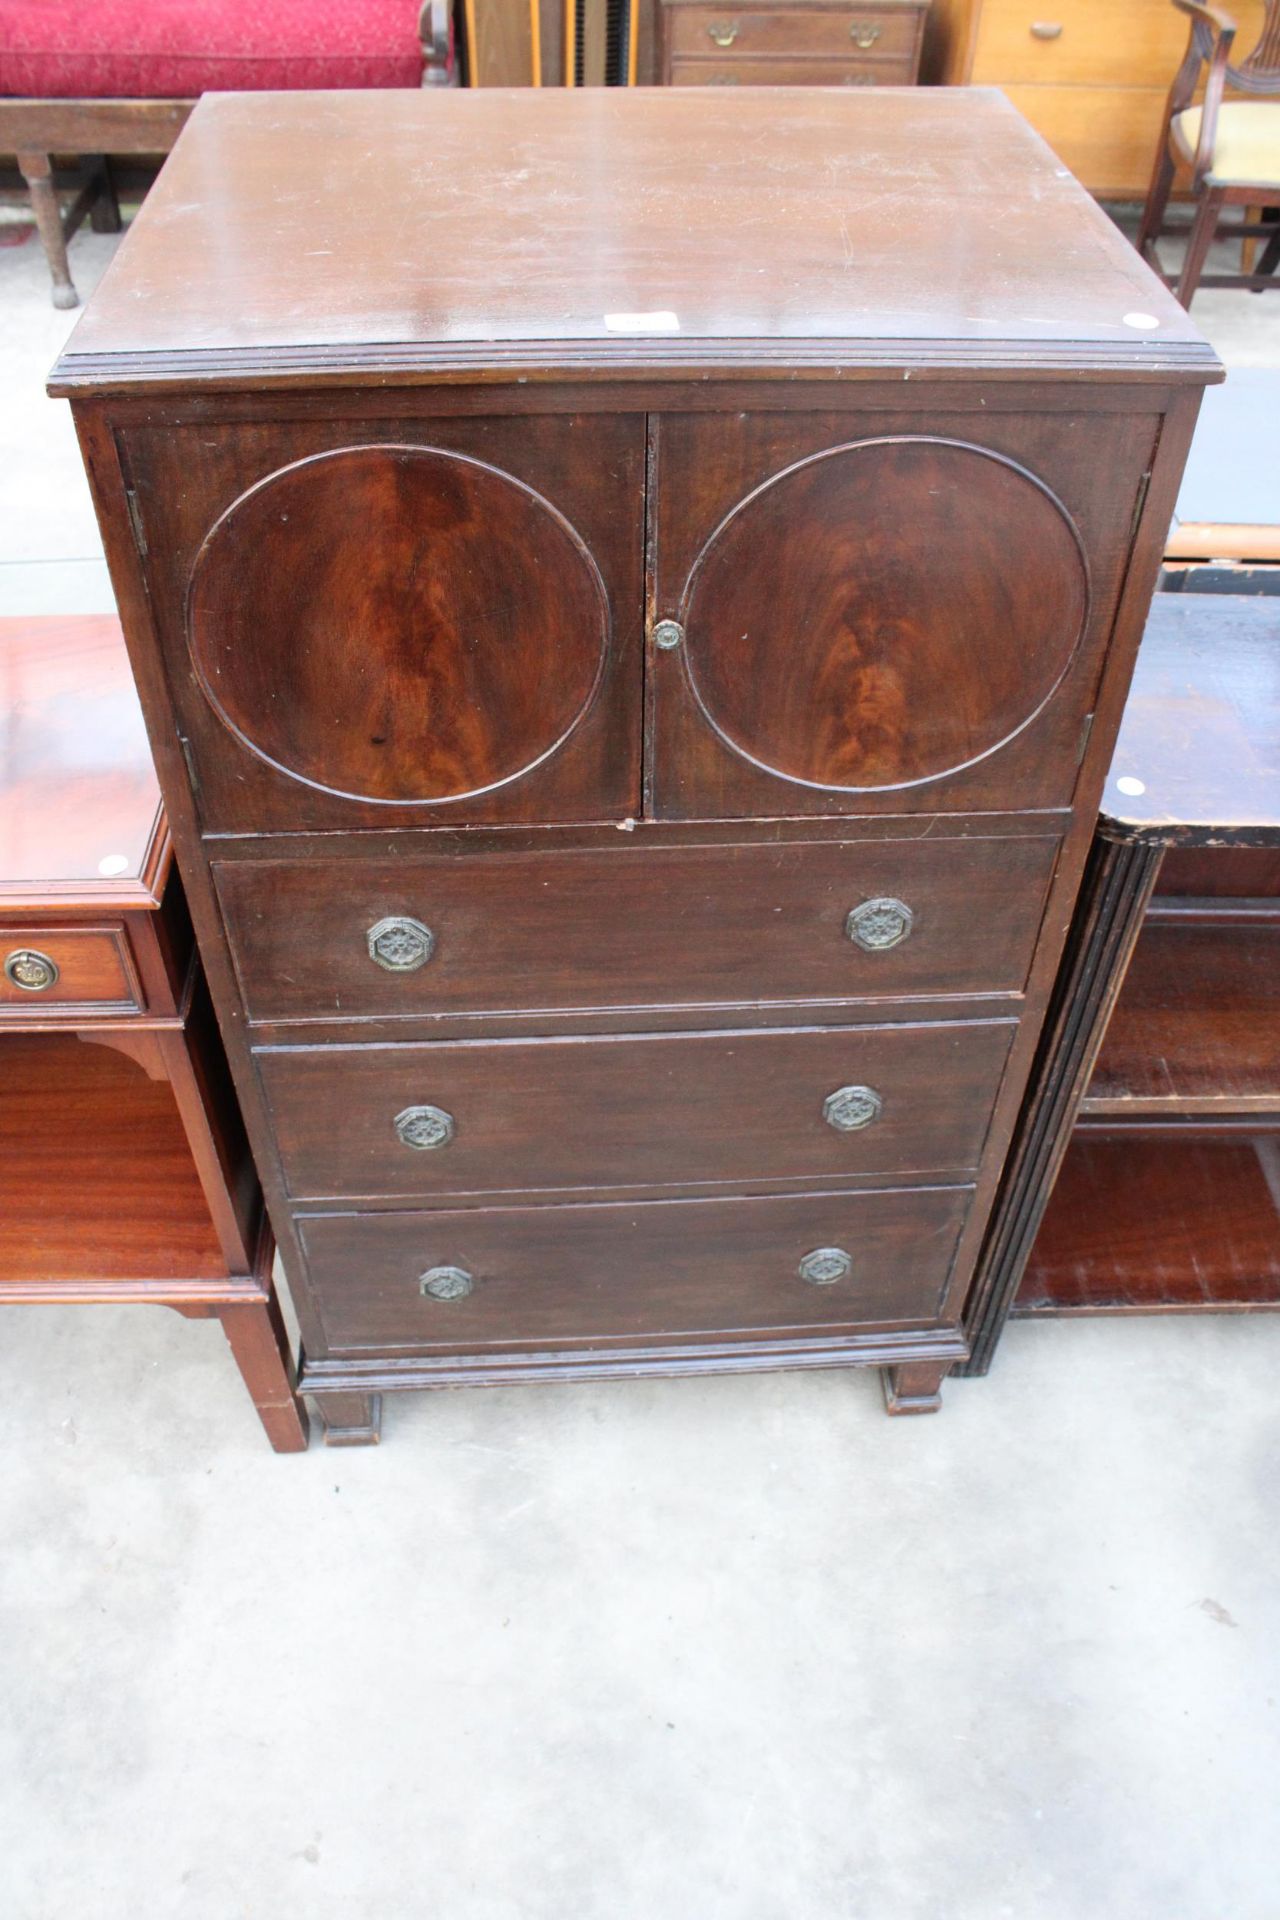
[
  {"xmin": 18, "ymin": 151, "xmax": 78, "ymax": 308},
  {"xmin": 958, "ymin": 834, "xmax": 1165, "ymax": 1377},
  {"xmin": 218, "ymin": 1296, "xmax": 310, "ymax": 1453},
  {"xmin": 314, "ymin": 1393, "xmax": 384, "ymax": 1447}
]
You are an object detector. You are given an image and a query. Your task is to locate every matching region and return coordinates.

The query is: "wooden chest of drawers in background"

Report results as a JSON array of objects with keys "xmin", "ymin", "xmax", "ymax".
[
  {"xmin": 53, "ymin": 87, "xmax": 1215, "ymax": 1443},
  {"xmin": 925, "ymin": 0, "xmax": 1266, "ymax": 199},
  {"xmin": 660, "ymin": 0, "xmax": 926, "ymax": 85}
]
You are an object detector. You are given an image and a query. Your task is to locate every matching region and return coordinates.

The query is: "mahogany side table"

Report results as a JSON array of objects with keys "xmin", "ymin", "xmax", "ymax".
[{"xmin": 0, "ymin": 614, "xmax": 308, "ymax": 1451}]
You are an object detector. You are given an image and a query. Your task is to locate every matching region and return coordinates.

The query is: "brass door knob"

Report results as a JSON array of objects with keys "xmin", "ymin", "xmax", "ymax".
[
  {"xmin": 798, "ymin": 1246, "xmax": 852, "ymax": 1286},
  {"xmin": 845, "ymin": 897, "xmax": 914, "ymax": 951},
  {"xmin": 823, "ymin": 1084, "xmax": 883, "ymax": 1132},
  {"xmin": 653, "ymin": 619, "xmax": 684, "ymax": 650},
  {"xmin": 394, "ymin": 1104, "xmax": 455, "ymax": 1150},
  {"xmin": 419, "ymin": 1265, "xmax": 473, "ymax": 1301},
  {"xmin": 367, "ymin": 915, "xmax": 434, "ymax": 972},
  {"xmin": 4, "ymin": 948, "xmax": 58, "ymax": 992}
]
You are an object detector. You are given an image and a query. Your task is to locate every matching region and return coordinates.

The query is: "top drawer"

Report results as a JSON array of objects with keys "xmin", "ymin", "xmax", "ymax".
[
  {"xmin": 969, "ymin": 0, "xmax": 1207, "ymax": 87},
  {"xmin": 667, "ymin": 5, "xmax": 920, "ymax": 60},
  {"xmin": 215, "ymin": 833, "xmax": 1059, "ymax": 1025}
]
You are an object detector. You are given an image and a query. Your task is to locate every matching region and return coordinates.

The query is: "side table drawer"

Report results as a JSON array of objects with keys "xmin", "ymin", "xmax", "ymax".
[
  {"xmin": 297, "ymin": 1182, "xmax": 975, "ymax": 1353},
  {"xmin": 259, "ymin": 1018, "xmax": 1016, "ymax": 1199},
  {"xmin": 667, "ymin": 6, "xmax": 920, "ymax": 60},
  {"xmin": 0, "ymin": 923, "xmax": 142, "ymax": 1014},
  {"xmin": 667, "ymin": 55, "xmax": 913, "ymax": 81},
  {"xmin": 216, "ymin": 833, "xmax": 1059, "ymax": 1024}
]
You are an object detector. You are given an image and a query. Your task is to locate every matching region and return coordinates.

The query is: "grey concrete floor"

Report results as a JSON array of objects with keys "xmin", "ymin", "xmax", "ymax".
[{"xmin": 2, "ymin": 186, "xmax": 1280, "ymax": 1918}]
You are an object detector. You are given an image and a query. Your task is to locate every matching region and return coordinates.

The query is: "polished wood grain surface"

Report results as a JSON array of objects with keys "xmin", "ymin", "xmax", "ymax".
[
  {"xmin": 188, "ymin": 445, "xmax": 611, "ymax": 808},
  {"xmin": 52, "ymin": 88, "xmax": 1210, "ymax": 387},
  {"xmin": 0, "ymin": 922, "xmax": 140, "ymax": 1014},
  {"xmin": 1100, "ymin": 594, "xmax": 1280, "ymax": 844},
  {"xmin": 0, "ymin": 615, "xmax": 166, "ymax": 906},
  {"xmin": 259, "ymin": 1019, "xmax": 1015, "ymax": 1199},
  {"xmin": 666, "ymin": 3, "xmax": 921, "ymax": 59},
  {"xmin": 298, "ymin": 1182, "xmax": 974, "ymax": 1352},
  {"xmin": 214, "ymin": 834, "xmax": 1060, "ymax": 1025}
]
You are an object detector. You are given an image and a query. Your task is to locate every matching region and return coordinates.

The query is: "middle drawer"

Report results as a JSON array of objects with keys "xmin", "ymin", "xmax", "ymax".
[
  {"xmin": 258, "ymin": 1018, "xmax": 1015, "ymax": 1199},
  {"xmin": 215, "ymin": 834, "xmax": 1059, "ymax": 1025}
]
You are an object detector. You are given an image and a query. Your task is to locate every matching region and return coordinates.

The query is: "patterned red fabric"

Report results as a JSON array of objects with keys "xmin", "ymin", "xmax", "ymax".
[{"xmin": 0, "ymin": 1, "xmax": 424, "ymax": 96}]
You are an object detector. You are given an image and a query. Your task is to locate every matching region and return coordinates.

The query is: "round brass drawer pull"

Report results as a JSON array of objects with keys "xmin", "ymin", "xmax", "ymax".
[
  {"xmin": 420, "ymin": 1265, "xmax": 473, "ymax": 1301},
  {"xmin": 845, "ymin": 896, "xmax": 914, "ymax": 951},
  {"xmin": 849, "ymin": 20, "xmax": 882, "ymax": 45},
  {"xmin": 707, "ymin": 19, "xmax": 740, "ymax": 44},
  {"xmin": 4, "ymin": 948, "xmax": 58, "ymax": 993},
  {"xmin": 823, "ymin": 1084, "xmax": 883, "ymax": 1132},
  {"xmin": 367, "ymin": 915, "xmax": 434, "ymax": 972},
  {"xmin": 653, "ymin": 618, "xmax": 684, "ymax": 650},
  {"xmin": 394, "ymin": 1103, "xmax": 455, "ymax": 1150},
  {"xmin": 799, "ymin": 1246, "xmax": 852, "ymax": 1286}
]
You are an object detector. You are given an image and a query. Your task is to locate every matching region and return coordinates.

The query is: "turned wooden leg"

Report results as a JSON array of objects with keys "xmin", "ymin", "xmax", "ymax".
[
  {"xmin": 315, "ymin": 1391, "xmax": 383, "ymax": 1447},
  {"xmin": 17, "ymin": 150, "xmax": 78, "ymax": 308},
  {"xmin": 88, "ymin": 156, "xmax": 122, "ymax": 233},
  {"xmin": 1177, "ymin": 188, "xmax": 1225, "ymax": 308},
  {"xmin": 217, "ymin": 1297, "xmax": 310, "ymax": 1453},
  {"xmin": 882, "ymin": 1359, "xmax": 950, "ymax": 1416}
]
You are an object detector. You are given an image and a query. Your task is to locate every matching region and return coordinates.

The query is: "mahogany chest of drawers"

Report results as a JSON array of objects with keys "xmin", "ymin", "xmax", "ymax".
[
  {"xmin": 659, "ymin": 0, "xmax": 927, "ymax": 87},
  {"xmin": 53, "ymin": 86, "xmax": 1217, "ymax": 1443}
]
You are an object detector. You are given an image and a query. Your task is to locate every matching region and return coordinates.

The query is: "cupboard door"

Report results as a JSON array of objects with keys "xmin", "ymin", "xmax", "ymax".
[
  {"xmin": 647, "ymin": 409, "xmax": 1159, "ymax": 820},
  {"xmin": 120, "ymin": 414, "xmax": 646, "ymax": 832}
]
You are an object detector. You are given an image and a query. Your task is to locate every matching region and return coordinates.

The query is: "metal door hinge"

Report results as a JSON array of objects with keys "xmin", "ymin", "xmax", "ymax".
[
  {"xmin": 1129, "ymin": 470, "xmax": 1152, "ymax": 547},
  {"xmin": 1077, "ymin": 712, "xmax": 1094, "ymax": 765},
  {"xmin": 179, "ymin": 734, "xmax": 200, "ymax": 796}
]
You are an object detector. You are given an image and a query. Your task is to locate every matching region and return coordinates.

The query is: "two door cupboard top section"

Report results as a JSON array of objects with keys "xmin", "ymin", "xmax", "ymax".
[{"xmin": 51, "ymin": 87, "xmax": 1217, "ymax": 395}]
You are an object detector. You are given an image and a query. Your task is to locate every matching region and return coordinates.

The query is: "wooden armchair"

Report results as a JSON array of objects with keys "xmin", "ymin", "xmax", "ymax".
[{"xmin": 1137, "ymin": 0, "xmax": 1280, "ymax": 305}]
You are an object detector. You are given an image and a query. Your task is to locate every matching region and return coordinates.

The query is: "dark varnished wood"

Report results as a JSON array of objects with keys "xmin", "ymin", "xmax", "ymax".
[
  {"xmin": 188, "ymin": 445, "xmax": 611, "ymax": 808},
  {"xmin": 259, "ymin": 1019, "xmax": 1015, "ymax": 1201},
  {"xmin": 214, "ymin": 833, "xmax": 1060, "ymax": 1025},
  {"xmin": 297, "ymin": 1182, "xmax": 973, "ymax": 1353},
  {"xmin": 56, "ymin": 91, "xmax": 1216, "ymax": 1434},
  {"xmin": 119, "ymin": 412, "xmax": 644, "ymax": 832},
  {"xmin": 963, "ymin": 594, "xmax": 1280, "ymax": 1369},
  {"xmin": 663, "ymin": 1, "xmax": 925, "ymax": 63},
  {"xmin": 0, "ymin": 922, "xmax": 141, "ymax": 1014}
]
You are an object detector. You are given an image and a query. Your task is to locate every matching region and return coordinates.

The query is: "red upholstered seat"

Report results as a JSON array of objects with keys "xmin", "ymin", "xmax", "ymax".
[{"xmin": 0, "ymin": 1, "xmax": 424, "ymax": 96}]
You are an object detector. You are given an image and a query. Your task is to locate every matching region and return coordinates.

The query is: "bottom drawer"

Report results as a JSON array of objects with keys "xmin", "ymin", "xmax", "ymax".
[
  {"xmin": 667, "ymin": 55, "xmax": 915, "ymax": 83},
  {"xmin": 297, "ymin": 1183, "xmax": 974, "ymax": 1353}
]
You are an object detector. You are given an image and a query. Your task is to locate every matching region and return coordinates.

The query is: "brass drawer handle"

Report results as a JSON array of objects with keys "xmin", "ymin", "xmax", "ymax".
[
  {"xmin": 799, "ymin": 1246, "xmax": 852, "ymax": 1286},
  {"xmin": 849, "ymin": 20, "xmax": 882, "ymax": 45},
  {"xmin": 420, "ymin": 1264, "xmax": 473, "ymax": 1301},
  {"xmin": 845, "ymin": 897, "xmax": 914, "ymax": 952},
  {"xmin": 823, "ymin": 1084, "xmax": 883, "ymax": 1132},
  {"xmin": 394, "ymin": 1103, "xmax": 455, "ymax": 1150},
  {"xmin": 4, "ymin": 948, "xmax": 58, "ymax": 992},
  {"xmin": 1029, "ymin": 20, "xmax": 1063, "ymax": 37},
  {"xmin": 707, "ymin": 18, "xmax": 740, "ymax": 44},
  {"xmin": 368, "ymin": 915, "xmax": 434, "ymax": 973}
]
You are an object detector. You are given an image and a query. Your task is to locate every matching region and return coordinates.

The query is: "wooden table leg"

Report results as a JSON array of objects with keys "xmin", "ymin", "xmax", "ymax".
[
  {"xmin": 882, "ymin": 1358, "xmax": 950, "ymax": 1415},
  {"xmin": 17, "ymin": 150, "xmax": 78, "ymax": 308},
  {"xmin": 959, "ymin": 833, "xmax": 1166, "ymax": 1376},
  {"xmin": 217, "ymin": 1294, "xmax": 310, "ymax": 1453},
  {"xmin": 314, "ymin": 1392, "xmax": 384, "ymax": 1447}
]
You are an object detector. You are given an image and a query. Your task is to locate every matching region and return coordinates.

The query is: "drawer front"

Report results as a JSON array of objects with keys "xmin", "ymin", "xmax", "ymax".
[
  {"xmin": 969, "ymin": 0, "xmax": 1256, "ymax": 89},
  {"xmin": 668, "ymin": 7, "xmax": 920, "ymax": 60},
  {"xmin": 298, "ymin": 1182, "xmax": 975, "ymax": 1351},
  {"xmin": 668, "ymin": 54, "xmax": 914, "ymax": 81},
  {"xmin": 259, "ymin": 1019, "xmax": 1015, "ymax": 1199},
  {"xmin": 0, "ymin": 923, "xmax": 141, "ymax": 1013},
  {"xmin": 216, "ymin": 834, "xmax": 1059, "ymax": 1025},
  {"xmin": 994, "ymin": 83, "xmax": 1175, "ymax": 198}
]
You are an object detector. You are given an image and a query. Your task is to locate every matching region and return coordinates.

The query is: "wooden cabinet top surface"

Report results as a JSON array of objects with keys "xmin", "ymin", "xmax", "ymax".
[
  {"xmin": 0, "ymin": 616, "xmax": 168, "ymax": 909},
  {"xmin": 52, "ymin": 86, "xmax": 1216, "ymax": 395}
]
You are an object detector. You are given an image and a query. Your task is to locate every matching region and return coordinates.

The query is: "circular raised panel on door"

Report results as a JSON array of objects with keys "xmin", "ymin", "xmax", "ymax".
[
  {"xmin": 187, "ymin": 446, "xmax": 609, "ymax": 804},
  {"xmin": 680, "ymin": 437, "xmax": 1090, "ymax": 793}
]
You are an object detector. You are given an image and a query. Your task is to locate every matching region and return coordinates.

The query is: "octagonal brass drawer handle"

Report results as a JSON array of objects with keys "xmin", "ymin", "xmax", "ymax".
[
  {"xmin": 4, "ymin": 948, "xmax": 58, "ymax": 993},
  {"xmin": 798, "ymin": 1246, "xmax": 852, "ymax": 1286},
  {"xmin": 845, "ymin": 897, "xmax": 914, "ymax": 952},
  {"xmin": 419, "ymin": 1264, "xmax": 474, "ymax": 1301},
  {"xmin": 823, "ymin": 1084, "xmax": 883, "ymax": 1132},
  {"xmin": 394, "ymin": 1103, "xmax": 455, "ymax": 1150},
  {"xmin": 849, "ymin": 20, "xmax": 882, "ymax": 45},
  {"xmin": 367, "ymin": 915, "xmax": 434, "ymax": 973},
  {"xmin": 707, "ymin": 18, "xmax": 740, "ymax": 43}
]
